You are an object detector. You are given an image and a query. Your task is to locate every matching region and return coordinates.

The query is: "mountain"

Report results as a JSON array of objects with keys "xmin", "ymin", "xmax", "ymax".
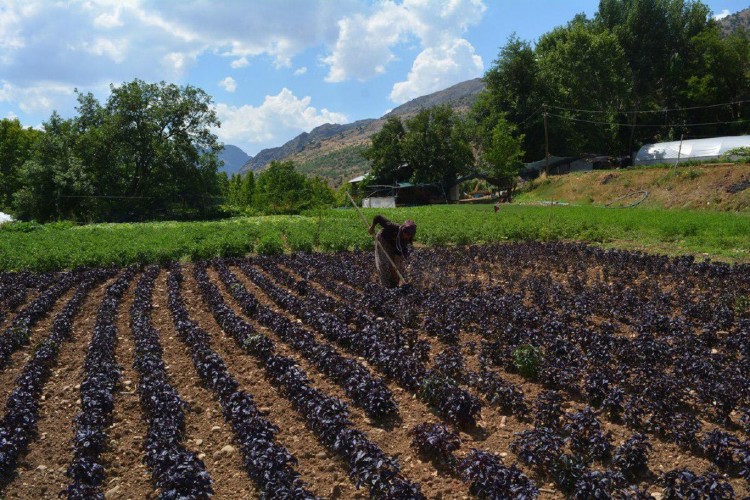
[
  {"xmin": 718, "ymin": 7, "xmax": 750, "ymax": 35},
  {"xmin": 240, "ymin": 78, "xmax": 487, "ymax": 184},
  {"xmin": 218, "ymin": 144, "xmax": 250, "ymax": 174}
]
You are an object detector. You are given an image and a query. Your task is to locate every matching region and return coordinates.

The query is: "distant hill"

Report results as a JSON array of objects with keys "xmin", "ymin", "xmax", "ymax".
[
  {"xmin": 218, "ymin": 144, "xmax": 250, "ymax": 175},
  {"xmin": 240, "ymin": 78, "xmax": 486, "ymax": 185},
  {"xmin": 718, "ymin": 7, "xmax": 750, "ymax": 35}
]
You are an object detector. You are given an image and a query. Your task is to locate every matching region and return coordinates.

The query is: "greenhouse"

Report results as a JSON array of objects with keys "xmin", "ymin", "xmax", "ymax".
[{"xmin": 634, "ymin": 135, "xmax": 750, "ymax": 166}]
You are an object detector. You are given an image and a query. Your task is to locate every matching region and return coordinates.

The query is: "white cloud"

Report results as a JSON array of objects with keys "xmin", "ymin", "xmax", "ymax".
[
  {"xmin": 390, "ymin": 38, "xmax": 483, "ymax": 103},
  {"xmin": 713, "ymin": 9, "xmax": 731, "ymax": 20},
  {"xmin": 214, "ymin": 88, "xmax": 348, "ymax": 154},
  {"xmin": 0, "ymin": 80, "xmax": 76, "ymax": 114},
  {"xmin": 294, "ymin": 66, "xmax": 308, "ymax": 76},
  {"xmin": 219, "ymin": 76, "xmax": 237, "ymax": 93},
  {"xmin": 322, "ymin": 0, "xmax": 486, "ymax": 83},
  {"xmin": 230, "ymin": 57, "xmax": 249, "ymax": 69}
]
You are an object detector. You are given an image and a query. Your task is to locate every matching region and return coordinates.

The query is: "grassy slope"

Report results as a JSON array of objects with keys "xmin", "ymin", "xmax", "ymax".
[
  {"xmin": 2, "ymin": 204, "xmax": 749, "ymax": 271},
  {"xmin": 515, "ymin": 163, "xmax": 750, "ymax": 211}
]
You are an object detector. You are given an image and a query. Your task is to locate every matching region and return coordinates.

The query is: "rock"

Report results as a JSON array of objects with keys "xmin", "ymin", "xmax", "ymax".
[
  {"xmin": 211, "ymin": 426, "xmax": 221, "ymax": 433},
  {"xmin": 198, "ymin": 453, "xmax": 206, "ymax": 460},
  {"xmin": 105, "ymin": 485, "xmax": 121, "ymax": 498},
  {"xmin": 194, "ymin": 439, "xmax": 203, "ymax": 446},
  {"xmin": 258, "ymin": 406, "xmax": 271, "ymax": 415},
  {"xmin": 220, "ymin": 445, "xmax": 236, "ymax": 456},
  {"xmin": 37, "ymin": 465, "xmax": 47, "ymax": 471},
  {"xmin": 316, "ymin": 451, "xmax": 327, "ymax": 459}
]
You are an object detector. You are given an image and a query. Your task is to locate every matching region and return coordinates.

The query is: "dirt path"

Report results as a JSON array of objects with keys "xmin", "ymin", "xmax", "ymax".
[{"xmin": 97, "ymin": 276, "xmax": 153, "ymax": 499}]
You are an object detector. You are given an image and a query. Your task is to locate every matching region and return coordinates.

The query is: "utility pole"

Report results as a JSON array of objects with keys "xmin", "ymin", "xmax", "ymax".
[{"xmin": 543, "ymin": 104, "xmax": 550, "ymax": 176}]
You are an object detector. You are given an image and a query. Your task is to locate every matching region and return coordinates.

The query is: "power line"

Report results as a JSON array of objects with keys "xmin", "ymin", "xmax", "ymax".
[
  {"xmin": 547, "ymin": 99, "xmax": 750, "ymax": 115},
  {"xmin": 545, "ymin": 112, "xmax": 750, "ymax": 128}
]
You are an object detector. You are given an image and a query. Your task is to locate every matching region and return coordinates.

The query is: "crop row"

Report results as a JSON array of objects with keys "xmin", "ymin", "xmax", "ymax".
[
  {"xmin": 0, "ymin": 269, "xmax": 85, "ymax": 369},
  {"xmin": 211, "ymin": 259, "xmax": 397, "ymax": 420},
  {"xmin": 67, "ymin": 268, "xmax": 137, "ymax": 498},
  {"xmin": 130, "ymin": 266, "xmax": 213, "ymax": 498},
  {"xmin": 237, "ymin": 259, "xmax": 484, "ymax": 428},
  {"xmin": 191, "ymin": 262, "xmax": 424, "ymax": 498},
  {"xmin": 283, "ymin": 244, "xmax": 750, "ymax": 496},
  {"xmin": 0, "ymin": 268, "xmax": 112, "ymax": 485},
  {"xmin": 166, "ymin": 263, "xmax": 315, "ymax": 498}
]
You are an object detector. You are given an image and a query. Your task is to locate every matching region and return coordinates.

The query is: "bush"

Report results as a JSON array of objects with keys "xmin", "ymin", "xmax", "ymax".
[
  {"xmin": 513, "ymin": 344, "xmax": 543, "ymax": 379},
  {"xmin": 256, "ymin": 232, "xmax": 284, "ymax": 255}
]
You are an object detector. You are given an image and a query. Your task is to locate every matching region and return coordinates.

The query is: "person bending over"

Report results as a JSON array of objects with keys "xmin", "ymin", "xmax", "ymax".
[{"xmin": 368, "ymin": 215, "xmax": 416, "ymax": 288}]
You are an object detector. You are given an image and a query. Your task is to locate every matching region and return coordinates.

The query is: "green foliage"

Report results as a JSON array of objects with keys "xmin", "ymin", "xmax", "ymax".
[
  {"xmin": 403, "ymin": 106, "xmax": 474, "ymax": 187},
  {"xmin": 512, "ymin": 344, "xmax": 543, "ymax": 379},
  {"xmin": 0, "ymin": 118, "xmax": 42, "ymax": 211},
  {"xmin": 720, "ymin": 147, "xmax": 750, "ymax": 162},
  {"xmin": 2, "ymin": 204, "xmax": 750, "ymax": 271},
  {"xmin": 480, "ymin": 2, "xmax": 750, "ymax": 160},
  {"xmin": 11, "ymin": 80, "xmax": 222, "ymax": 222},
  {"xmin": 253, "ymin": 160, "xmax": 335, "ymax": 215},
  {"xmin": 256, "ymin": 231, "xmax": 284, "ymax": 255},
  {"xmin": 362, "ymin": 116, "xmax": 408, "ymax": 184}
]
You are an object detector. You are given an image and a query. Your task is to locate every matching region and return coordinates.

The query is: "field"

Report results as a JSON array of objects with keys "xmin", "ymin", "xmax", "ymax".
[
  {"xmin": 0, "ymin": 243, "xmax": 748, "ymax": 499},
  {"xmin": 2, "ymin": 204, "xmax": 750, "ymax": 272}
]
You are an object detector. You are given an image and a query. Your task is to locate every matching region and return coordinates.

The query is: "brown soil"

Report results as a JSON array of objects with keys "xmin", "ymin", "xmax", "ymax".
[
  {"xmin": 3, "ymin": 279, "xmax": 114, "ymax": 498},
  {"xmin": 150, "ymin": 269, "xmax": 258, "ymax": 499},
  {"xmin": 0, "ymin": 251, "xmax": 747, "ymax": 499}
]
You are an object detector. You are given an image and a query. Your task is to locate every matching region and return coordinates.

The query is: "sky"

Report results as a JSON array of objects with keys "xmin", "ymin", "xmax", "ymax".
[{"xmin": 0, "ymin": 0, "xmax": 747, "ymax": 157}]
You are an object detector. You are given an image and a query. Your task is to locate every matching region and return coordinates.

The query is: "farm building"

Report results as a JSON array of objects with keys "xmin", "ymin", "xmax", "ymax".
[{"xmin": 634, "ymin": 135, "xmax": 750, "ymax": 166}]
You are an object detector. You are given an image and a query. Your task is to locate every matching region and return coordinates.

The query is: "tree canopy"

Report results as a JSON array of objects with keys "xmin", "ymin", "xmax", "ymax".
[
  {"xmin": 480, "ymin": 0, "xmax": 750, "ymax": 160},
  {"xmin": 12, "ymin": 79, "xmax": 222, "ymax": 222}
]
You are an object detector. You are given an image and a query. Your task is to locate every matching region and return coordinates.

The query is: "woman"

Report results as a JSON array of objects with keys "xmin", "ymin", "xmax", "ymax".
[{"xmin": 368, "ymin": 215, "xmax": 417, "ymax": 288}]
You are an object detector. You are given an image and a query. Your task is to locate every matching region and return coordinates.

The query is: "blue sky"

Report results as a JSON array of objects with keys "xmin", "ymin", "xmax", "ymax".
[{"xmin": 0, "ymin": 0, "xmax": 746, "ymax": 157}]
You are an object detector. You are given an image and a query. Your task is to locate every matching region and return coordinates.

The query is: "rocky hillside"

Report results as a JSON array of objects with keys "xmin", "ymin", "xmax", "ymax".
[
  {"xmin": 218, "ymin": 144, "xmax": 250, "ymax": 175},
  {"xmin": 718, "ymin": 7, "xmax": 750, "ymax": 35},
  {"xmin": 240, "ymin": 78, "xmax": 486, "ymax": 185}
]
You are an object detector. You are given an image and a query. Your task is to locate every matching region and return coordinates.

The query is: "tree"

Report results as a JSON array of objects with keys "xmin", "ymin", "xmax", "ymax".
[
  {"xmin": 253, "ymin": 161, "xmax": 309, "ymax": 214},
  {"xmin": 13, "ymin": 79, "xmax": 223, "ymax": 222},
  {"xmin": 401, "ymin": 106, "xmax": 474, "ymax": 190},
  {"xmin": 362, "ymin": 116, "xmax": 408, "ymax": 184},
  {"xmin": 0, "ymin": 118, "xmax": 42, "ymax": 210}
]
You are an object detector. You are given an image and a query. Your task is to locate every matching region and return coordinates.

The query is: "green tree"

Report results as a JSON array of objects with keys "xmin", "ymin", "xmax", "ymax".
[
  {"xmin": 13, "ymin": 113, "xmax": 96, "ymax": 221},
  {"xmin": 0, "ymin": 118, "xmax": 42, "ymax": 210},
  {"xmin": 13, "ymin": 80, "xmax": 223, "ymax": 222},
  {"xmin": 401, "ymin": 106, "xmax": 474, "ymax": 190},
  {"xmin": 253, "ymin": 161, "xmax": 309, "ymax": 214},
  {"xmin": 362, "ymin": 116, "xmax": 408, "ymax": 184}
]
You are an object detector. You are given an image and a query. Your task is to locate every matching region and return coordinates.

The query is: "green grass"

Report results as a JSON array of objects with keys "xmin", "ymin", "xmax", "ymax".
[{"xmin": 1, "ymin": 204, "xmax": 749, "ymax": 271}]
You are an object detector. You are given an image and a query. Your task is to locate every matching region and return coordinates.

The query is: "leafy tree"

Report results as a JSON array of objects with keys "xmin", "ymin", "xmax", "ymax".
[
  {"xmin": 362, "ymin": 116, "xmax": 408, "ymax": 184},
  {"xmin": 0, "ymin": 118, "xmax": 42, "ymax": 210},
  {"xmin": 13, "ymin": 80, "xmax": 222, "ymax": 222},
  {"xmin": 254, "ymin": 161, "xmax": 304, "ymax": 213},
  {"xmin": 402, "ymin": 106, "xmax": 474, "ymax": 190},
  {"xmin": 13, "ymin": 113, "xmax": 96, "ymax": 221}
]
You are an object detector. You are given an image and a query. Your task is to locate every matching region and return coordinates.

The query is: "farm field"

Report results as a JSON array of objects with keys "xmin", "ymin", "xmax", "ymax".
[
  {"xmin": 1, "ymin": 204, "xmax": 750, "ymax": 272},
  {"xmin": 0, "ymin": 242, "xmax": 748, "ymax": 498}
]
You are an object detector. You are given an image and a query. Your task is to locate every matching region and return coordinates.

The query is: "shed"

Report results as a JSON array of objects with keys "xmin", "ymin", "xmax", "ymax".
[
  {"xmin": 0, "ymin": 212, "xmax": 13, "ymax": 224},
  {"xmin": 634, "ymin": 135, "xmax": 750, "ymax": 166}
]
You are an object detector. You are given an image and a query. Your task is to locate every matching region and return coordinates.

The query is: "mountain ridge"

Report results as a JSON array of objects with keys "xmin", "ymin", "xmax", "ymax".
[{"xmin": 240, "ymin": 78, "xmax": 486, "ymax": 183}]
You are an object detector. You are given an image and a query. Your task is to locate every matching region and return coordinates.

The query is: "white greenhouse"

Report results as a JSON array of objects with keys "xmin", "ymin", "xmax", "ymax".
[{"xmin": 634, "ymin": 135, "xmax": 750, "ymax": 166}]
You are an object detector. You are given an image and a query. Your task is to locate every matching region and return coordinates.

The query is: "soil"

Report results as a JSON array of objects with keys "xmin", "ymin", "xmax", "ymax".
[{"xmin": 0, "ymin": 248, "xmax": 747, "ymax": 499}]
